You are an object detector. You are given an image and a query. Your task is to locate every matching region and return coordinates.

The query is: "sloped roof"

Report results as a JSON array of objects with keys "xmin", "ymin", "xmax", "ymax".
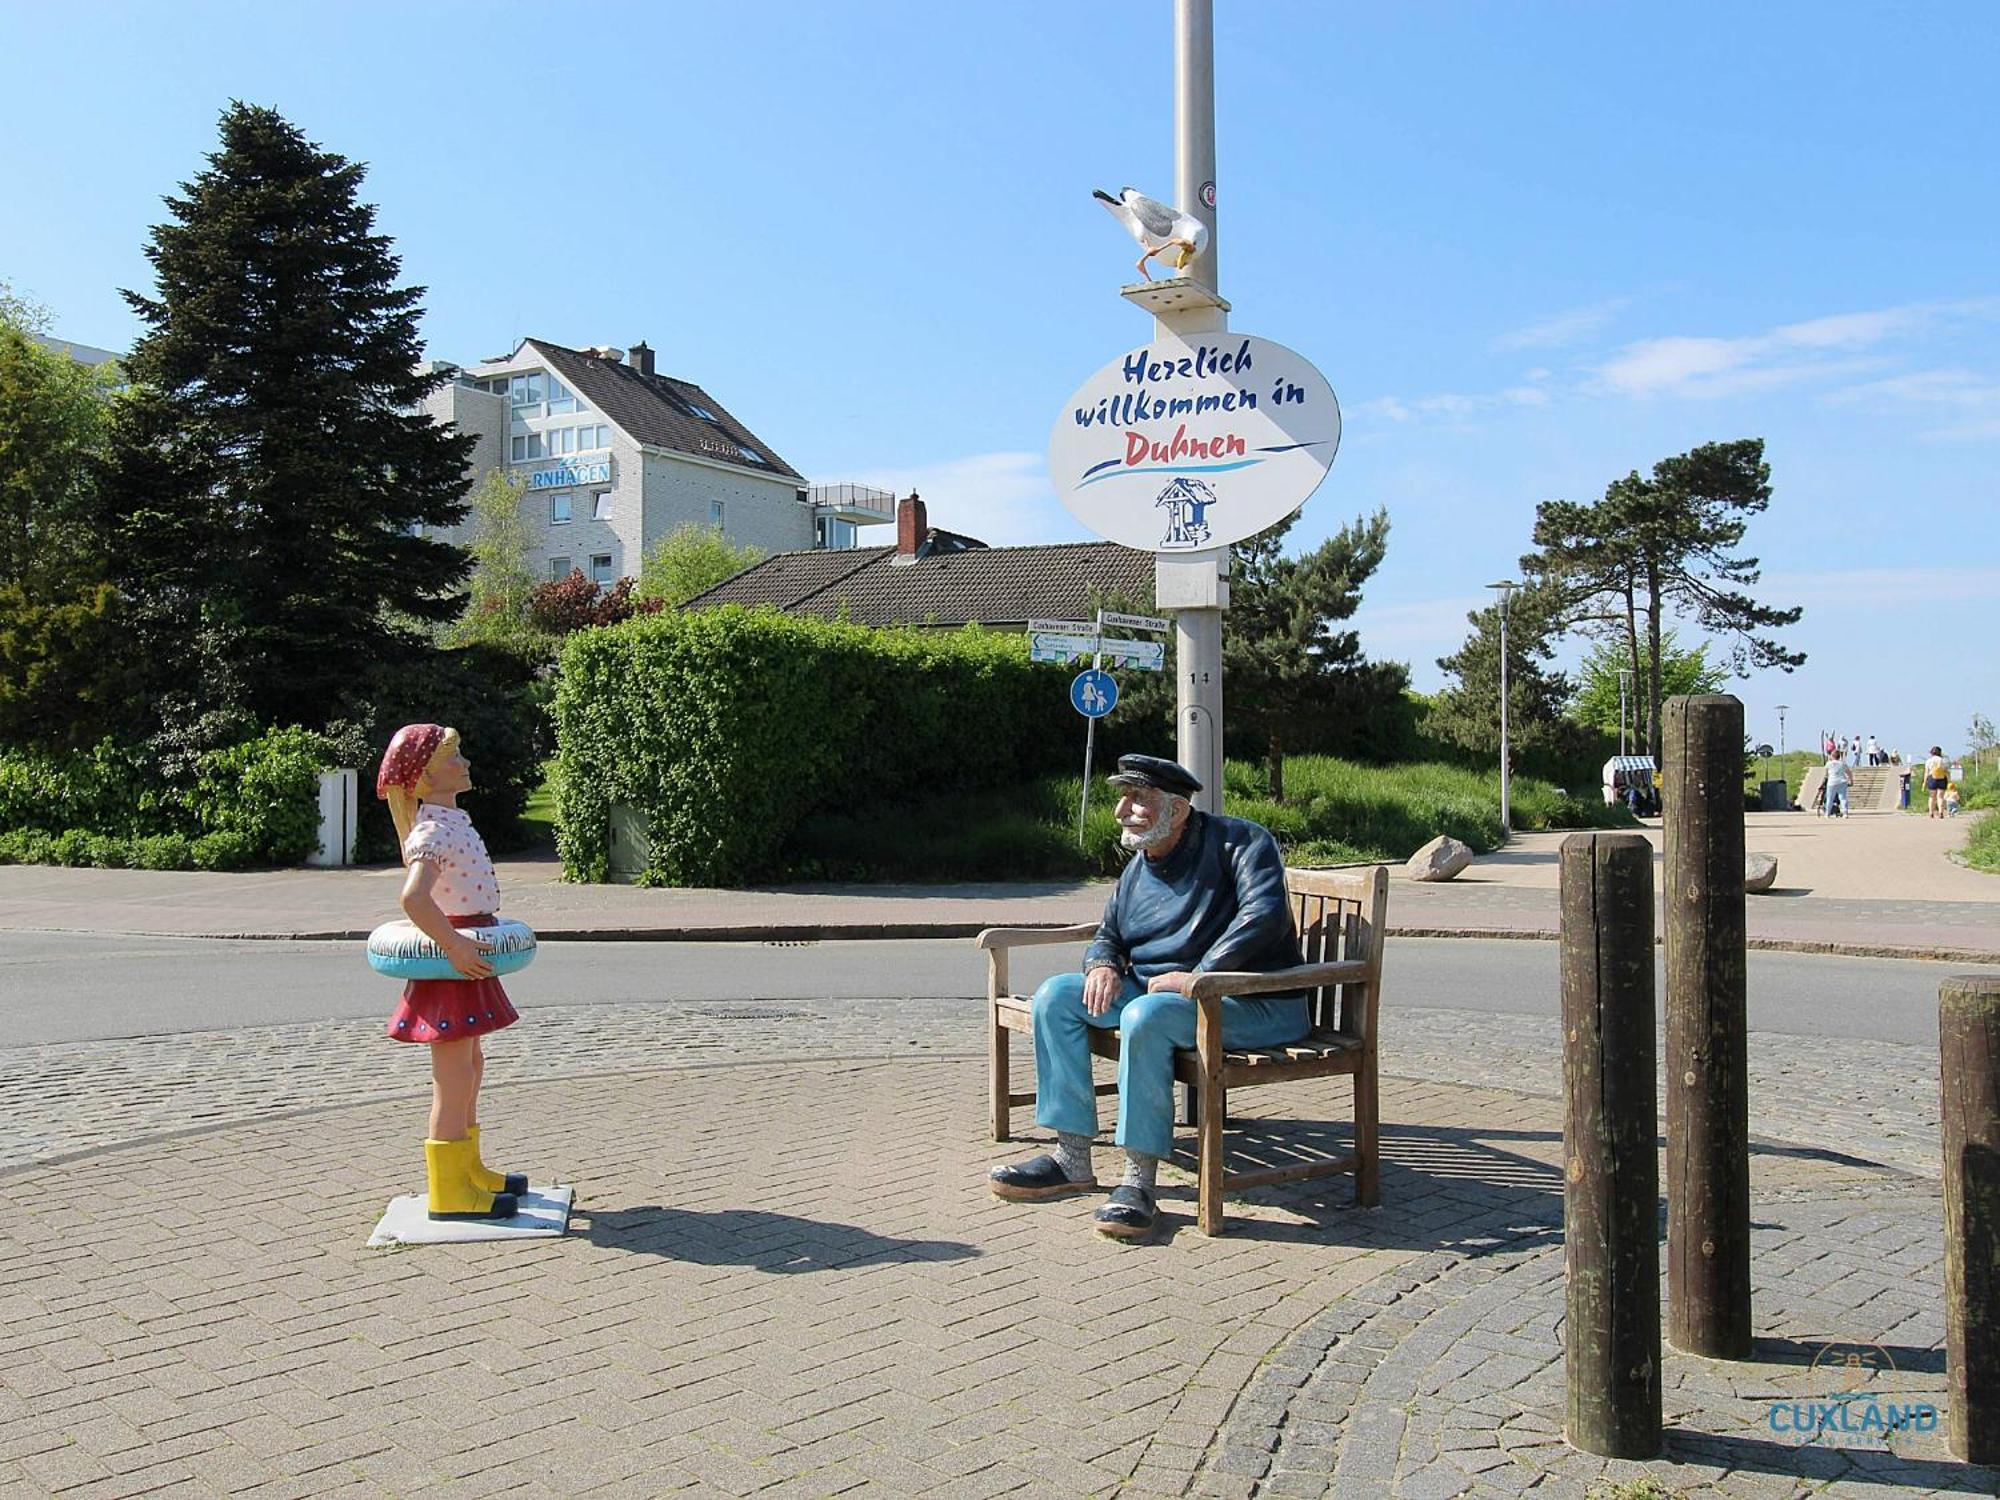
[
  {"xmin": 525, "ymin": 339, "xmax": 804, "ymax": 481},
  {"xmin": 685, "ymin": 538, "xmax": 1157, "ymax": 627}
]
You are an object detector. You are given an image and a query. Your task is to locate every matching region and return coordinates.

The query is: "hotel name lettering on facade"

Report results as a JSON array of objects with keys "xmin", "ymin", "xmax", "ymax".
[{"xmin": 527, "ymin": 458, "xmax": 612, "ymax": 491}]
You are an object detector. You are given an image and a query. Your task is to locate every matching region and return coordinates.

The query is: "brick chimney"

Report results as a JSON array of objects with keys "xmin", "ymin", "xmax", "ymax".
[
  {"xmin": 895, "ymin": 491, "xmax": 927, "ymax": 559},
  {"xmin": 628, "ymin": 341, "xmax": 655, "ymax": 377}
]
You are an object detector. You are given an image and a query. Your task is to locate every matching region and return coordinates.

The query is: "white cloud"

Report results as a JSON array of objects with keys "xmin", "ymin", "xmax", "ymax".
[
  {"xmin": 1828, "ymin": 369, "xmax": 2000, "ymax": 440},
  {"xmin": 1492, "ymin": 298, "xmax": 1630, "ymax": 352},
  {"xmin": 1759, "ymin": 566, "xmax": 2000, "ymax": 611},
  {"xmin": 1346, "ymin": 593, "xmax": 1489, "ymax": 669},
  {"xmin": 1350, "ymin": 385, "xmax": 1549, "ymax": 426},
  {"xmin": 827, "ymin": 450, "xmax": 1091, "ymax": 548},
  {"xmin": 1595, "ymin": 296, "xmax": 2000, "ymax": 399}
]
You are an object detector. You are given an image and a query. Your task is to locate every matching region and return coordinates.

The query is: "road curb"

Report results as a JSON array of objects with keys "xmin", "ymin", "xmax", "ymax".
[{"xmin": 8, "ymin": 921, "xmax": 1997, "ymax": 965}]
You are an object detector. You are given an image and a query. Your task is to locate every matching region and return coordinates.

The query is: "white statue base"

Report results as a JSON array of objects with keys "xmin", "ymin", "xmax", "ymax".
[{"xmin": 367, "ymin": 1184, "xmax": 574, "ymax": 1247}]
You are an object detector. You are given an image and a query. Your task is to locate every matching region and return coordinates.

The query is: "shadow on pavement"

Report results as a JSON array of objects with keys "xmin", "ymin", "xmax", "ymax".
[
  {"xmin": 578, "ymin": 1203, "xmax": 980, "ymax": 1271},
  {"xmin": 1663, "ymin": 1426, "xmax": 1996, "ymax": 1492},
  {"xmin": 1160, "ymin": 1119, "xmax": 1567, "ymax": 1251}
]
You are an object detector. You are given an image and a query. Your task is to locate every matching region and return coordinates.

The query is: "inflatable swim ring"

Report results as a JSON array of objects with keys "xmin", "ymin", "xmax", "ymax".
[{"xmin": 366, "ymin": 917, "xmax": 538, "ymax": 980}]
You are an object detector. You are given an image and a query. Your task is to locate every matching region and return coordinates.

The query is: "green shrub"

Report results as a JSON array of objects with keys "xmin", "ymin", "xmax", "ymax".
[
  {"xmin": 190, "ymin": 726, "xmax": 327, "ymax": 865},
  {"xmin": 49, "ymin": 827, "xmax": 97, "ymax": 866},
  {"xmin": 0, "ymin": 739, "xmax": 165, "ymax": 838},
  {"xmin": 0, "ymin": 828, "xmax": 55, "ymax": 864},
  {"xmin": 191, "ymin": 829, "xmax": 259, "ymax": 871},
  {"xmin": 553, "ymin": 609, "xmax": 1072, "ymax": 885},
  {"xmin": 129, "ymin": 833, "xmax": 194, "ymax": 870}
]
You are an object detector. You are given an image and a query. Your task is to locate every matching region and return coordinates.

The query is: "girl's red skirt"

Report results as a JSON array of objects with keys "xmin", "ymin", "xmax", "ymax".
[{"xmin": 386, "ymin": 913, "xmax": 521, "ymax": 1044}]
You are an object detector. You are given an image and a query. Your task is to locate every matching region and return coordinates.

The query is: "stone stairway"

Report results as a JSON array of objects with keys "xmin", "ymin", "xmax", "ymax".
[{"xmin": 1797, "ymin": 762, "xmax": 1903, "ymax": 812}]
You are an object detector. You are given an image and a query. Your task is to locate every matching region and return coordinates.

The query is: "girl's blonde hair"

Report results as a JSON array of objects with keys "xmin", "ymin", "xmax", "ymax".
[{"xmin": 386, "ymin": 727, "xmax": 461, "ymax": 863}]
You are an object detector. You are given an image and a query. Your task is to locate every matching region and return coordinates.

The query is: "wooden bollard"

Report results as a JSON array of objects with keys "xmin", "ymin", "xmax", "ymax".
[
  {"xmin": 1663, "ymin": 694, "xmax": 1752, "ymax": 1359},
  {"xmin": 1561, "ymin": 832, "xmax": 1662, "ymax": 1458},
  {"xmin": 1941, "ymin": 975, "xmax": 2000, "ymax": 1464}
]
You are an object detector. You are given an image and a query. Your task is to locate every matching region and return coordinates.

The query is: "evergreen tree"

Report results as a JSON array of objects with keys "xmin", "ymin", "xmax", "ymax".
[
  {"xmin": 102, "ymin": 102, "xmax": 474, "ymax": 731},
  {"xmin": 1523, "ymin": 439, "xmax": 1802, "ymax": 759},
  {"xmin": 1428, "ymin": 580, "xmax": 1580, "ymax": 765},
  {"xmin": 1224, "ymin": 507, "xmax": 1393, "ymax": 800}
]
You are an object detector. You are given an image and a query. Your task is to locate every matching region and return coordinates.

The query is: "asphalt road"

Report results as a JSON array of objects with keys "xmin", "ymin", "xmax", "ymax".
[{"xmin": 4, "ymin": 933, "xmax": 1994, "ymax": 1048}]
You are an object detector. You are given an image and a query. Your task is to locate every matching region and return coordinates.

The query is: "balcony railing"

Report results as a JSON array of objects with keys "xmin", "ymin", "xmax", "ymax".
[{"xmin": 807, "ymin": 483, "xmax": 898, "ymax": 524}]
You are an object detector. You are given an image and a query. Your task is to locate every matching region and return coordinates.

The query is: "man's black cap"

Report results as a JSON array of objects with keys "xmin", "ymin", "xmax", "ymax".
[{"xmin": 1107, "ymin": 754, "xmax": 1202, "ymax": 798}]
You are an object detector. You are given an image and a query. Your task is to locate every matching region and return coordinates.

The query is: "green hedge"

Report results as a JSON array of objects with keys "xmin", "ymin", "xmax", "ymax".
[
  {"xmin": 0, "ymin": 726, "xmax": 330, "ymax": 870},
  {"xmin": 553, "ymin": 609, "xmax": 1075, "ymax": 884}
]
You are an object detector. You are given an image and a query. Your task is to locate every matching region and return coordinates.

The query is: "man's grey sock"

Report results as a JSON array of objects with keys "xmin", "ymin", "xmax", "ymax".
[
  {"xmin": 1121, "ymin": 1150, "xmax": 1159, "ymax": 1192},
  {"xmin": 1053, "ymin": 1132, "xmax": 1095, "ymax": 1182}
]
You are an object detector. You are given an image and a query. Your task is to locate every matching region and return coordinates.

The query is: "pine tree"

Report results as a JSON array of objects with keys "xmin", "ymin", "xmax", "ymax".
[
  {"xmin": 1224, "ymin": 507, "xmax": 1394, "ymax": 800},
  {"xmin": 102, "ymin": 102, "xmax": 474, "ymax": 731}
]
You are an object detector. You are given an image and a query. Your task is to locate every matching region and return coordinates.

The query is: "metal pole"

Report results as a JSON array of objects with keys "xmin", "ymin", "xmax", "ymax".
[
  {"xmin": 1166, "ymin": 0, "xmax": 1225, "ymax": 813},
  {"xmin": 1079, "ymin": 621, "xmax": 1109, "ymax": 844},
  {"xmin": 1489, "ymin": 582, "xmax": 1514, "ymax": 836},
  {"xmin": 1175, "ymin": 0, "xmax": 1217, "ymax": 293},
  {"xmin": 1499, "ymin": 605, "xmax": 1511, "ymax": 834}
]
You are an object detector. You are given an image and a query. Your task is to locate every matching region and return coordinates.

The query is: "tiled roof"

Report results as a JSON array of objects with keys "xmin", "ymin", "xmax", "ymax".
[
  {"xmin": 685, "ymin": 539, "xmax": 1158, "ymax": 628},
  {"xmin": 525, "ymin": 339, "xmax": 804, "ymax": 481}
]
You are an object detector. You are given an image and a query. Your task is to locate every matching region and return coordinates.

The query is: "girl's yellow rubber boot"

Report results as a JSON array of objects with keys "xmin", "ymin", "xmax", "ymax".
[
  {"xmin": 425, "ymin": 1137, "xmax": 519, "ymax": 1221},
  {"xmin": 465, "ymin": 1125, "xmax": 528, "ymax": 1197}
]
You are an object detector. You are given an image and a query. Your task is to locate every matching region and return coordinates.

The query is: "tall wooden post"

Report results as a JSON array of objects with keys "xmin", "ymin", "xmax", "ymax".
[
  {"xmin": 1663, "ymin": 694, "xmax": 1753, "ymax": 1359},
  {"xmin": 1561, "ymin": 832, "xmax": 1662, "ymax": 1458},
  {"xmin": 1940, "ymin": 975, "xmax": 2000, "ymax": 1464}
]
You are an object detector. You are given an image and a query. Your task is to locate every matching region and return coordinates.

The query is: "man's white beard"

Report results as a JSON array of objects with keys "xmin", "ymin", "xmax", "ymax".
[{"xmin": 1119, "ymin": 814, "xmax": 1177, "ymax": 852}]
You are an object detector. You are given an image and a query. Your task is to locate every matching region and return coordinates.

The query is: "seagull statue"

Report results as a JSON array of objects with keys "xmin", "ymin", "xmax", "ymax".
[{"xmin": 1093, "ymin": 186, "xmax": 1209, "ymax": 280}]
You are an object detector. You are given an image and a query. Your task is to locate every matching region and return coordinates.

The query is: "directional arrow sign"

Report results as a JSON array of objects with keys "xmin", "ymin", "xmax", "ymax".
[{"xmin": 1030, "ymin": 632, "xmax": 1166, "ymax": 672}]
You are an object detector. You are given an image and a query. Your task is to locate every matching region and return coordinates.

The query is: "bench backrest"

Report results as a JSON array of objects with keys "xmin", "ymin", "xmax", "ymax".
[{"xmin": 1285, "ymin": 866, "xmax": 1388, "ymax": 1039}]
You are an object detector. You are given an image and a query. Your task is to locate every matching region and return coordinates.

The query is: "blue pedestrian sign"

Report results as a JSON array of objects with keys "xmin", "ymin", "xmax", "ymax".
[{"xmin": 1071, "ymin": 669, "xmax": 1118, "ymax": 718}]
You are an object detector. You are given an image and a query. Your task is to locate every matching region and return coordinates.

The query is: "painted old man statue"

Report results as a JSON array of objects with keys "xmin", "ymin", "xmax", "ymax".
[{"xmin": 989, "ymin": 754, "xmax": 1308, "ymax": 1239}]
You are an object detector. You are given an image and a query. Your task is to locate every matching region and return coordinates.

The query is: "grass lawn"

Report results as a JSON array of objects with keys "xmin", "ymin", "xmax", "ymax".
[
  {"xmin": 783, "ymin": 754, "xmax": 1635, "ymax": 883},
  {"xmin": 1963, "ymin": 811, "xmax": 2000, "ymax": 874},
  {"xmin": 521, "ymin": 775, "xmax": 557, "ymax": 848}
]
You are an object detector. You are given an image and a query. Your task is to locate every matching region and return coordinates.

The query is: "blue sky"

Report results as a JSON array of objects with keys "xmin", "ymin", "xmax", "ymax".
[{"xmin": 5, "ymin": 3, "xmax": 1994, "ymax": 760}]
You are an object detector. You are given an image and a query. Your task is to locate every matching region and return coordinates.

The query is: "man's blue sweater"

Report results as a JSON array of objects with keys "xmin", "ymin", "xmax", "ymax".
[{"xmin": 1083, "ymin": 811, "xmax": 1302, "ymax": 984}]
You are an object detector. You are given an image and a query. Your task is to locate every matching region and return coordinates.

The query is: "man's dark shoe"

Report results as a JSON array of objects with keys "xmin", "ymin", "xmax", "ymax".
[
  {"xmin": 989, "ymin": 1153, "xmax": 1098, "ymax": 1202},
  {"xmin": 1094, "ymin": 1184, "xmax": 1158, "ymax": 1239}
]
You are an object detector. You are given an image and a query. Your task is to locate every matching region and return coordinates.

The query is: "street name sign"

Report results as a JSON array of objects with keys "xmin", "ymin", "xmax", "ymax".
[{"xmin": 1097, "ymin": 610, "xmax": 1171, "ymax": 634}]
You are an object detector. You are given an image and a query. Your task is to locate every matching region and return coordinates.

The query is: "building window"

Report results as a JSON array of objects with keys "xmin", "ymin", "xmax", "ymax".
[
  {"xmin": 550, "ymin": 492, "xmax": 572, "ymax": 525},
  {"xmin": 589, "ymin": 553, "xmax": 614, "ymax": 584},
  {"xmin": 710, "ymin": 500, "xmax": 725, "ymax": 529},
  {"xmin": 684, "ymin": 398, "xmax": 718, "ymax": 422},
  {"xmin": 549, "ymin": 555, "xmax": 572, "ymax": 581},
  {"xmin": 734, "ymin": 443, "xmax": 763, "ymax": 465},
  {"xmin": 547, "ymin": 377, "xmax": 577, "ymax": 415},
  {"xmin": 511, "ymin": 431, "xmax": 547, "ymax": 463},
  {"xmin": 591, "ymin": 492, "xmax": 612, "ymax": 521},
  {"xmin": 509, "ymin": 371, "xmax": 544, "ymax": 409}
]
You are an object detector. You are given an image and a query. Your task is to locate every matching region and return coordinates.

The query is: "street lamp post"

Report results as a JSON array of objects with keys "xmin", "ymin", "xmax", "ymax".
[
  {"xmin": 1775, "ymin": 705, "xmax": 1788, "ymax": 762},
  {"xmin": 1617, "ymin": 668, "xmax": 1633, "ymax": 757},
  {"xmin": 1489, "ymin": 581, "xmax": 1517, "ymax": 837}
]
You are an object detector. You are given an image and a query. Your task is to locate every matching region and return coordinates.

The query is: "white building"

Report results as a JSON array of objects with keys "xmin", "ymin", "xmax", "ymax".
[{"xmin": 421, "ymin": 337, "xmax": 892, "ymax": 583}]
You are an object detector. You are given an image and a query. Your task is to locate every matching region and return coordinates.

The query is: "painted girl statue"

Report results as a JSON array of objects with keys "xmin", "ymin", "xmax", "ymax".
[{"xmin": 375, "ymin": 723, "xmax": 526, "ymax": 1221}]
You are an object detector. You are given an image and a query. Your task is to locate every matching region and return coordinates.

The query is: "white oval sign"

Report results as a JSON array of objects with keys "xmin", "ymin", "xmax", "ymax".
[{"xmin": 1048, "ymin": 331, "xmax": 1340, "ymax": 553}]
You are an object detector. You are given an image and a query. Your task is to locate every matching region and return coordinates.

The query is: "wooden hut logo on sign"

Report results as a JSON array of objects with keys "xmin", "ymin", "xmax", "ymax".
[{"xmin": 1049, "ymin": 332, "xmax": 1340, "ymax": 553}]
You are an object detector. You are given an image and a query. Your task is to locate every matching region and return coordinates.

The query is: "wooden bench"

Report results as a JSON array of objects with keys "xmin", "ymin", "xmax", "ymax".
[{"xmin": 978, "ymin": 865, "xmax": 1388, "ymax": 1235}]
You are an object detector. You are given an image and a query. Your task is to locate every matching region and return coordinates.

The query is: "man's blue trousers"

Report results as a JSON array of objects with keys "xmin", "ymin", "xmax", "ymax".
[{"xmin": 1030, "ymin": 971, "xmax": 1311, "ymax": 1161}]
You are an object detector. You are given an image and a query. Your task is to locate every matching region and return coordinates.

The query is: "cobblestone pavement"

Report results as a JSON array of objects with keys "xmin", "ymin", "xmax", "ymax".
[
  {"xmin": 0, "ymin": 994, "xmax": 1984, "ymax": 1497},
  {"xmin": 0, "ymin": 1000, "xmax": 1945, "ymax": 1181},
  {"xmin": 1220, "ymin": 1177, "xmax": 1999, "ymax": 1498}
]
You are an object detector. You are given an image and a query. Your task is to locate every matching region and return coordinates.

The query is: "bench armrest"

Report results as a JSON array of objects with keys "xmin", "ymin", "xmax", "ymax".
[
  {"xmin": 1186, "ymin": 958, "xmax": 1372, "ymax": 1002},
  {"xmin": 975, "ymin": 923, "xmax": 1100, "ymax": 951}
]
